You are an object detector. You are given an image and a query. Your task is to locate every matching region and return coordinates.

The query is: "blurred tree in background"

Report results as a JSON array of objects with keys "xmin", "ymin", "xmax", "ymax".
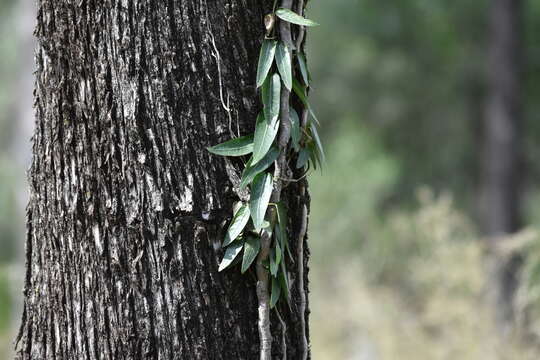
[
  {"xmin": 0, "ymin": 0, "xmax": 18, "ymax": 264},
  {"xmin": 481, "ymin": 0, "xmax": 523, "ymax": 334},
  {"xmin": 305, "ymin": 0, "xmax": 540, "ymax": 358},
  {"xmin": 0, "ymin": 0, "xmax": 19, "ymax": 357},
  {"xmin": 309, "ymin": 0, "xmax": 487, "ymax": 209}
]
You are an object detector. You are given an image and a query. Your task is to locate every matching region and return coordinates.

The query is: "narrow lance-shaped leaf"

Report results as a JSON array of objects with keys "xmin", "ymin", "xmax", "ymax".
[
  {"xmin": 275, "ymin": 203, "xmax": 292, "ymax": 260},
  {"xmin": 218, "ymin": 241, "xmax": 244, "ymax": 272},
  {"xmin": 310, "ymin": 122, "xmax": 325, "ymax": 163},
  {"xmin": 252, "ymin": 113, "xmax": 279, "ymax": 165},
  {"xmin": 223, "ymin": 204, "xmax": 251, "ymax": 247},
  {"xmin": 307, "ymin": 141, "xmax": 319, "ymax": 171},
  {"xmin": 289, "ymin": 108, "xmax": 301, "ymax": 151},
  {"xmin": 292, "ymin": 77, "xmax": 308, "ymax": 105},
  {"xmin": 275, "ymin": 241, "xmax": 283, "ymax": 268},
  {"xmin": 279, "ymin": 260, "xmax": 291, "ymax": 305},
  {"xmin": 296, "ymin": 148, "xmax": 310, "ymax": 169},
  {"xmin": 276, "ymin": 42, "xmax": 292, "ymax": 91},
  {"xmin": 297, "ymin": 52, "xmax": 310, "ymax": 86},
  {"xmin": 292, "ymin": 77, "xmax": 320, "ymax": 125},
  {"xmin": 275, "ymin": 202, "xmax": 287, "ymax": 238},
  {"xmin": 207, "ymin": 135, "xmax": 254, "ymax": 157},
  {"xmin": 262, "ymin": 73, "xmax": 281, "ymax": 125},
  {"xmin": 249, "ymin": 172, "xmax": 273, "ymax": 230},
  {"xmin": 256, "ymin": 40, "xmax": 277, "ymax": 88},
  {"xmin": 270, "ymin": 276, "xmax": 281, "ymax": 308},
  {"xmin": 276, "ymin": 8, "xmax": 319, "ymax": 27},
  {"xmin": 241, "ymin": 236, "xmax": 261, "ymax": 273},
  {"xmin": 270, "ymin": 247, "xmax": 279, "ymax": 277},
  {"xmin": 270, "ymin": 241, "xmax": 283, "ymax": 277},
  {"xmin": 240, "ymin": 147, "xmax": 280, "ymax": 189}
]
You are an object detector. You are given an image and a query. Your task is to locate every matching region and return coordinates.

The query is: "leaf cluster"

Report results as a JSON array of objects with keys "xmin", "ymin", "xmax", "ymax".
[{"xmin": 207, "ymin": 8, "xmax": 323, "ymax": 307}]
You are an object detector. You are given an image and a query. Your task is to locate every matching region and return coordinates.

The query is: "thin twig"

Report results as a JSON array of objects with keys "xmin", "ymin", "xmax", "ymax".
[
  {"xmin": 295, "ymin": 0, "xmax": 306, "ymax": 50},
  {"xmin": 277, "ymin": 170, "xmax": 309, "ymax": 184},
  {"xmin": 256, "ymin": 226, "xmax": 273, "ymax": 360},
  {"xmin": 275, "ymin": 308, "xmax": 288, "ymax": 360},
  {"xmin": 280, "ymin": 0, "xmax": 296, "ymax": 50},
  {"xmin": 207, "ymin": 9, "xmax": 234, "ymax": 138}
]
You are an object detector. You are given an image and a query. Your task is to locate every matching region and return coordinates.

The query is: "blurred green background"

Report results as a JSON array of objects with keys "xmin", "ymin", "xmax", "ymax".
[{"xmin": 2, "ymin": 0, "xmax": 540, "ymax": 359}]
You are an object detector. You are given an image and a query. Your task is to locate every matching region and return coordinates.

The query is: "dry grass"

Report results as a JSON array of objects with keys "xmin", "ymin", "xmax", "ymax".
[{"xmin": 311, "ymin": 190, "xmax": 539, "ymax": 360}]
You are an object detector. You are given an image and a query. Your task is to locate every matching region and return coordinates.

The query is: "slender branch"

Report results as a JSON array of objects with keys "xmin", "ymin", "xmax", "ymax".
[
  {"xmin": 295, "ymin": 0, "xmax": 306, "ymax": 50},
  {"xmin": 295, "ymin": 2, "xmax": 309, "ymax": 356},
  {"xmin": 276, "ymin": 308, "xmax": 288, "ymax": 360},
  {"xmin": 280, "ymin": 0, "xmax": 296, "ymax": 50},
  {"xmin": 255, "ymin": 2, "xmax": 295, "ymax": 358},
  {"xmin": 297, "ymin": 183, "xmax": 309, "ymax": 360},
  {"xmin": 256, "ymin": 225, "xmax": 273, "ymax": 360}
]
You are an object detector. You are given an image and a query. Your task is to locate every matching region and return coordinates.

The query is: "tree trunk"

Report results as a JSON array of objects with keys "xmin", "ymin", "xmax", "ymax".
[
  {"xmin": 480, "ymin": 0, "xmax": 523, "ymax": 333},
  {"xmin": 16, "ymin": 1, "xmax": 310, "ymax": 359}
]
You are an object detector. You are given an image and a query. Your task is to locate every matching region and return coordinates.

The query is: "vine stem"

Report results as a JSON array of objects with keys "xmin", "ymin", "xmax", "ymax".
[
  {"xmin": 297, "ymin": 183, "xmax": 309, "ymax": 360},
  {"xmin": 276, "ymin": 308, "xmax": 288, "ymax": 360},
  {"xmin": 280, "ymin": 0, "xmax": 296, "ymax": 50},
  {"xmin": 256, "ymin": 225, "xmax": 273, "ymax": 360},
  {"xmin": 256, "ymin": 1, "xmax": 304, "ymax": 359},
  {"xmin": 295, "ymin": 2, "xmax": 310, "ymax": 357},
  {"xmin": 295, "ymin": 0, "xmax": 306, "ymax": 49}
]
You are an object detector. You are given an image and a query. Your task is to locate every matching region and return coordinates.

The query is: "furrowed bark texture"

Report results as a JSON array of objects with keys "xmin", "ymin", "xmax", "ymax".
[{"xmin": 16, "ymin": 1, "xmax": 310, "ymax": 359}]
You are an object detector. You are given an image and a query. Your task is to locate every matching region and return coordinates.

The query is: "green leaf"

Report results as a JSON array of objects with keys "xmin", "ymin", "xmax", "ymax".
[
  {"xmin": 253, "ymin": 113, "xmax": 280, "ymax": 165},
  {"xmin": 256, "ymin": 40, "xmax": 277, "ymax": 88},
  {"xmin": 297, "ymin": 52, "xmax": 310, "ymax": 86},
  {"xmin": 276, "ymin": 241, "xmax": 283, "ymax": 267},
  {"xmin": 296, "ymin": 148, "xmax": 310, "ymax": 169},
  {"xmin": 275, "ymin": 202, "xmax": 287, "ymax": 235},
  {"xmin": 308, "ymin": 107, "xmax": 320, "ymax": 125},
  {"xmin": 218, "ymin": 241, "xmax": 244, "ymax": 272},
  {"xmin": 308, "ymin": 142, "xmax": 319, "ymax": 171},
  {"xmin": 276, "ymin": 42, "xmax": 292, "ymax": 91},
  {"xmin": 241, "ymin": 236, "xmax": 261, "ymax": 273},
  {"xmin": 207, "ymin": 135, "xmax": 254, "ymax": 157},
  {"xmin": 249, "ymin": 172, "xmax": 274, "ymax": 230},
  {"xmin": 270, "ymin": 247, "xmax": 279, "ymax": 277},
  {"xmin": 262, "ymin": 73, "xmax": 281, "ymax": 125},
  {"xmin": 278, "ymin": 261, "xmax": 290, "ymax": 304},
  {"xmin": 223, "ymin": 204, "xmax": 251, "ymax": 247},
  {"xmin": 274, "ymin": 206, "xmax": 292, "ymax": 261},
  {"xmin": 292, "ymin": 78, "xmax": 320, "ymax": 125},
  {"xmin": 270, "ymin": 276, "xmax": 281, "ymax": 308},
  {"xmin": 310, "ymin": 122, "xmax": 325, "ymax": 163},
  {"xmin": 273, "ymin": 240, "xmax": 283, "ymax": 273},
  {"xmin": 292, "ymin": 77, "xmax": 308, "ymax": 105},
  {"xmin": 240, "ymin": 147, "xmax": 280, "ymax": 190},
  {"xmin": 289, "ymin": 108, "xmax": 301, "ymax": 151},
  {"xmin": 276, "ymin": 8, "xmax": 319, "ymax": 27}
]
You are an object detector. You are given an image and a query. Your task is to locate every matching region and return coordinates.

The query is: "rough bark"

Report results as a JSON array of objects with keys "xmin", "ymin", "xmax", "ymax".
[
  {"xmin": 480, "ymin": 0, "xmax": 523, "ymax": 333},
  {"xmin": 16, "ymin": 1, "xmax": 310, "ymax": 359}
]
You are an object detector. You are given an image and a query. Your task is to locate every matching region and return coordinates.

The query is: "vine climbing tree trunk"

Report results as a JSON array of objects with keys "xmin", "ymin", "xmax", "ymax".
[
  {"xmin": 480, "ymin": 0, "xmax": 523, "ymax": 335},
  {"xmin": 16, "ymin": 1, "xmax": 311, "ymax": 359}
]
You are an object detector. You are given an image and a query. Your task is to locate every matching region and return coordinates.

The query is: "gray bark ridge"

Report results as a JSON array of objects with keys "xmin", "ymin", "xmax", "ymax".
[{"xmin": 16, "ymin": 1, "xmax": 310, "ymax": 359}]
